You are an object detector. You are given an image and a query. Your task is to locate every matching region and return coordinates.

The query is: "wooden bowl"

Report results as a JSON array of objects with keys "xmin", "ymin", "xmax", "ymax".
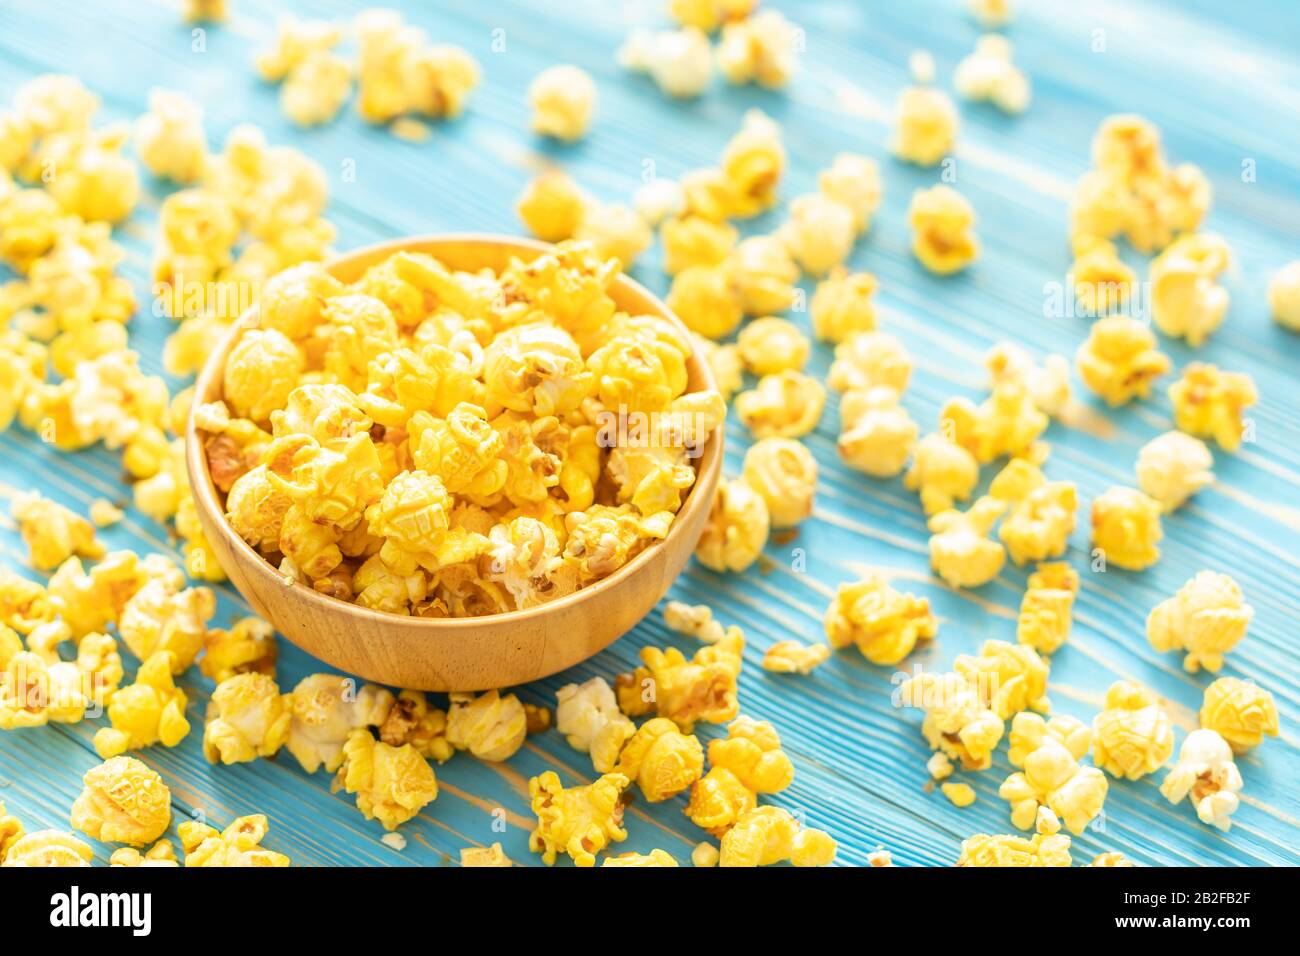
[{"xmin": 186, "ymin": 235, "xmax": 722, "ymax": 692}]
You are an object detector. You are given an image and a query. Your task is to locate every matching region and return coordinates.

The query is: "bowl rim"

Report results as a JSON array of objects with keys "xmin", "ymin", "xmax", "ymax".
[{"xmin": 186, "ymin": 233, "xmax": 723, "ymax": 632}]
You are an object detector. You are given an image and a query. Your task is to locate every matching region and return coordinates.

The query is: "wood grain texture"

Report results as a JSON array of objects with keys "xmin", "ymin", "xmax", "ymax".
[{"xmin": 0, "ymin": 0, "xmax": 1297, "ymax": 867}]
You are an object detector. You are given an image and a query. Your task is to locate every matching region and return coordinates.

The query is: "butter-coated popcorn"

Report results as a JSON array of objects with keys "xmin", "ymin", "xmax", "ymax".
[
  {"xmin": 529, "ymin": 64, "xmax": 597, "ymax": 142},
  {"xmin": 615, "ymin": 717, "xmax": 704, "ymax": 801},
  {"xmin": 354, "ymin": 10, "xmax": 479, "ymax": 124},
  {"xmin": 1147, "ymin": 571, "xmax": 1252, "ymax": 673},
  {"xmin": 10, "ymin": 492, "xmax": 103, "ymax": 571},
  {"xmin": 446, "ymin": 689, "xmax": 527, "ymax": 762},
  {"xmin": 716, "ymin": 11, "xmax": 801, "ymax": 89},
  {"xmin": 956, "ymin": 832, "xmax": 1071, "ymax": 867},
  {"xmin": 118, "ymin": 575, "xmax": 216, "ymax": 672},
  {"xmin": 1200, "ymin": 678, "xmax": 1279, "ymax": 754},
  {"xmin": 780, "ymin": 193, "xmax": 856, "ymax": 277},
  {"xmin": 378, "ymin": 690, "xmax": 454, "ymax": 762},
  {"xmin": 47, "ymin": 550, "xmax": 181, "ymax": 639},
  {"xmin": 762, "ymin": 639, "xmax": 830, "ymax": 674},
  {"xmin": 942, "ymin": 380, "xmax": 1047, "ymax": 465},
  {"xmin": 633, "ymin": 178, "xmax": 686, "ymax": 226},
  {"xmin": 619, "ymin": 27, "xmax": 713, "ymax": 99},
  {"xmin": 663, "ymin": 601, "xmax": 727, "ymax": 644},
  {"xmin": 1136, "ymin": 431, "xmax": 1214, "ymax": 512},
  {"xmin": 200, "ymin": 616, "xmax": 277, "ymax": 684},
  {"xmin": 1017, "ymin": 562, "xmax": 1078, "ymax": 654},
  {"xmin": 942, "ymin": 782, "xmax": 977, "ymax": 807},
  {"xmin": 955, "ymin": 639, "xmax": 1050, "ymax": 718},
  {"xmin": 736, "ymin": 317, "xmax": 809, "ymax": 376},
  {"xmin": 134, "ymin": 89, "xmax": 207, "ymax": 183},
  {"xmin": 825, "ymin": 575, "xmax": 937, "ymax": 665},
  {"xmin": 954, "ymin": 35, "xmax": 1030, "ymax": 113},
  {"xmin": 667, "ymin": 262, "xmax": 744, "ymax": 339},
  {"xmin": 602, "ymin": 848, "xmax": 679, "ymax": 867},
  {"xmin": 819, "ymin": 153, "xmax": 882, "ymax": 234},
  {"xmin": 517, "ymin": 170, "xmax": 587, "ymax": 243},
  {"xmin": 1, "ymin": 829, "xmax": 94, "ymax": 867},
  {"xmin": 928, "ymin": 496, "xmax": 1007, "ymax": 589},
  {"xmin": 892, "ymin": 71, "xmax": 957, "ymax": 168},
  {"xmin": 695, "ymin": 477, "xmax": 769, "ymax": 573},
  {"xmin": 829, "ymin": 331, "xmax": 912, "ymax": 395},
  {"xmin": 572, "ymin": 202, "xmax": 653, "ymax": 268},
  {"xmin": 1168, "ymin": 362, "xmax": 1257, "ymax": 452},
  {"xmin": 986, "ymin": 343, "xmax": 1070, "ymax": 418},
  {"xmin": 736, "ymin": 370, "xmax": 825, "ymax": 439},
  {"xmin": 997, "ymin": 476, "xmax": 1077, "ymax": 566},
  {"xmin": 1159, "ymin": 729, "xmax": 1242, "ymax": 831},
  {"xmin": 661, "ymin": 215, "xmax": 738, "ymax": 275},
  {"xmin": 1088, "ymin": 851, "xmax": 1132, "ymax": 867},
  {"xmin": 556, "ymin": 677, "xmax": 636, "ymax": 773},
  {"xmin": 898, "ymin": 670, "xmax": 1004, "ymax": 770},
  {"xmin": 334, "ymin": 729, "xmax": 438, "ymax": 830},
  {"xmin": 256, "ymin": 16, "xmax": 344, "ymax": 82},
  {"xmin": 742, "ymin": 437, "xmax": 817, "ymax": 528},
  {"xmin": 223, "ymin": 328, "xmax": 305, "ymax": 423},
  {"xmin": 460, "ymin": 842, "xmax": 513, "ymax": 867},
  {"xmin": 529, "ymin": 770, "xmax": 629, "ymax": 866},
  {"xmin": 905, "ymin": 432, "xmax": 980, "ymax": 515},
  {"xmin": 838, "ymin": 386, "xmax": 918, "ymax": 478},
  {"xmin": 287, "ymin": 674, "xmax": 395, "ymax": 774},
  {"xmin": 203, "ymin": 672, "xmax": 292, "ymax": 764},
  {"xmin": 180, "ymin": 814, "xmax": 291, "ymax": 867},
  {"xmin": 110, "ymin": 841, "xmax": 178, "ymax": 867},
  {"xmin": 70, "ymin": 756, "xmax": 171, "ymax": 846},
  {"xmin": 1149, "ymin": 234, "xmax": 1231, "ymax": 346},
  {"xmin": 719, "ymin": 109, "xmax": 785, "ymax": 217},
  {"xmin": 999, "ymin": 713, "xmax": 1108, "ymax": 834},
  {"xmin": 1091, "ymin": 681, "xmax": 1174, "ymax": 780},
  {"xmin": 719, "ymin": 806, "xmax": 836, "ymax": 867},
  {"xmin": 810, "ymin": 267, "xmax": 878, "ymax": 344},
  {"xmin": 729, "ymin": 235, "xmax": 799, "ymax": 316},
  {"xmin": 909, "ymin": 185, "xmax": 978, "ymax": 274},
  {"xmin": 1269, "ymin": 260, "xmax": 1300, "ymax": 331},
  {"xmin": 93, "ymin": 651, "xmax": 190, "ymax": 759},
  {"xmin": 622, "ymin": 627, "xmax": 744, "ymax": 732},
  {"xmin": 1090, "ymin": 486, "xmax": 1162, "ymax": 571}
]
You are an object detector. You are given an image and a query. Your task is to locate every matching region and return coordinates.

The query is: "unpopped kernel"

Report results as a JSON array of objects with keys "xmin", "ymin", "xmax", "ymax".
[
  {"xmin": 1136, "ymin": 431, "xmax": 1214, "ymax": 512},
  {"xmin": 1091, "ymin": 681, "xmax": 1174, "ymax": 781},
  {"xmin": 1199, "ymin": 678, "xmax": 1279, "ymax": 754},
  {"xmin": 1147, "ymin": 571, "xmax": 1252, "ymax": 673},
  {"xmin": 1159, "ymin": 729, "xmax": 1242, "ymax": 831}
]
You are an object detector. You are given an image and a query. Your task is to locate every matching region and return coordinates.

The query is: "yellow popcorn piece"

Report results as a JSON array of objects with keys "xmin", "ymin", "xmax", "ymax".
[
  {"xmin": 1088, "ymin": 851, "xmax": 1132, "ymax": 867},
  {"xmin": 1136, "ymin": 431, "xmax": 1214, "ymax": 513},
  {"xmin": 716, "ymin": 10, "xmax": 801, "ymax": 89},
  {"xmin": 620, "ymin": 627, "xmax": 743, "ymax": 733},
  {"xmin": 334, "ymin": 729, "xmax": 438, "ymax": 830},
  {"xmin": 762, "ymin": 639, "xmax": 830, "ymax": 675},
  {"xmin": 1017, "ymin": 562, "xmax": 1079, "ymax": 654},
  {"xmin": 1, "ymin": 829, "xmax": 94, "ymax": 868},
  {"xmin": 93, "ymin": 651, "xmax": 191, "ymax": 758},
  {"xmin": 736, "ymin": 317, "xmax": 809, "ymax": 376},
  {"xmin": 1090, "ymin": 485, "xmax": 1162, "ymax": 571},
  {"xmin": 819, "ymin": 152, "xmax": 883, "ymax": 234},
  {"xmin": 941, "ymin": 381, "xmax": 1047, "ymax": 465},
  {"xmin": 999, "ymin": 713, "xmax": 1107, "ymax": 834},
  {"xmin": 955, "ymin": 639, "xmax": 1050, "ymax": 718},
  {"xmin": 829, "ymin": 331, "xmax": 912, "ymax": 395},
  {"xmin": 615, "ymin": 717, "xmax": 704, "ymax": 802},
  {"xmin": 70, "ymin": 755, "xmax": 171, "ymax": 847},
  {"xmin": 255, "ymin": 16, "xmax": 344, "ymax": 82},
  {"xmin": 741, "ymin": 437, "xmax": 816, "ymax": 528},
  {"xmin": 445, "ymin": 689, "xmax": 526, "ymax": 762},
  {"xmin": 529, "ymin": 770, "xmax": 629, "ymax": 866},
  {"xmin": 555, "ymin": 677, "xmax": 636, "ymax": 773},
  {"xmin": 662, "ymin": 214, "xmax": 737, "ymax": 275},
  {"xmin": 691, "ymin": 841, "xmax": 720, "ymax": 867},
  {"xmin": 223, "ymin": 328, "xmax": 305, "ymax": 423},
  {"xmin": 810, "ymin": 267, "xmax": 878, "ymax": 344},
  {"xmin": 602, "ymin": 849, "xmax": 679, "ymax": 867},
  {"xmin": 1168, "ymin": 362, "xmax": 1257, "ymax": 452},
  {"xmin": 954, "ymin": 35, "xmax": 1030, "ymax": 113},
  {"xmin": 668, "ymin": 261, "xmax": 744, "ymax": 339},
  {"xmin": 1159, "ymin": 729, "xmax": 1242, "ymax": 831},
  {"xmin": 1149, "ymin": 233, "xmax": 1231, "ymax": 346},
  {"xmin": 729, "ymin": 234, "xmax": 798, "ymax": 316},
  {"xmin": 927, "ymin": 752, "xmax": 954, "ymax": 781},
  {"xmin": 664, "ymin": 600, "xmax": 728, "ymax": 644},
  {"xmin": 905, "ymin": 432, "xmax": 980, "ymax": 516},
  {"xmin": 1147, "ymin": 571, "xmax": 1252, "ymax": 673},
  {"xmin": 899, "ymin": 670, "xmax": 1004, "ymax": 771},
  {"xmin": 720, "ymin": 806, "xmax": 836, "ymax": 867},
  {"xmin": 378, "ymin": 690, "xmax": 454, "ymax": 762},
  {"xmin": 573, "ymin": 202, "xmax": 653, "ymax": 269},
  {"xmin": 779, "ymin": 192, "xmax": 855, "ymax": 277},
  {"xmin": 88, "ymin": 498, "xmax": 123, "ymax": 528},
  {"xmin": 986, "ymin": 343, "xmax": 1070, "ymax": 419},
  {"xmin": 46, "ymin": 551, "xmax": 180, "ymax": 639},
  {"xmin": 1200, "ymin": 678, "xmax": 1278, "ymax": 755},
  {"xmin": 825, "ymin": 575, "xmax": 937, "ymax": 665},
  {"xmin": 460, "ymin": 842, "xmax": 513, "ymax": 867},
  {"xmin": 667, "ymin": 0, "xmax": 756, "ymax": 32},
  {"xmin": 928, "ymin": 496, "xmax": 1007, "ymax": 589},
  {"xmin": 1269, "ymin": 260, "xmax": 1300, "ymax": 331},
  {"xmin": 0, "ymin": 799, "xmax": 22, "ymax": 861},
  {"xmin": 633, "ymin": 178, "xmax": 686, "ymax": 226},
  {"xmin": 957, "ymin": 831, "xmax": 1071, "ymax": 867},
  {"xmin": 1076, "ymin": 315, "xmax": 1170, "ymax": 406},
  {"xmin": 203, "ymin": 672, "xmax": 292, "ymax": 765},
  {"xmin": 994, "ymin": 470, "xmax": 1077, "ymax": 567},
  {"xmin": 892, "ymin": 71, "xmax": 958, "ymax": 167},
  {"xmin": 134, "ymin": 89, "xmax": 207, "ymax": 183},
  {"xmin": 1091, "ymin": 681, "xmax": 1174, "ymax": 781},
  {"xmin": 281, "ymin": 52, "xmax": 352, "ymax": 128},
  {"xmin": 517, "ymin": 170, "xmax": 587, "ymax": 243},
  {"xmin": 180, "ymin": 814, "xmax": 291, "ymax": 867},
  {"xmin": 199, "ymin": 615, "xmax": 277, "ymax": 684},
  {"xmin": 735, "ymin": 370, "xmax": 826, "ymax": 439},
  {"xmin": 619, "ymin": 27, "xmax": 713, "ymax": 99},
  {"xmin": 354, "ymin": 10, "xmax": 479, "ymax": 124},
  {"xmin": 942, "ymin": 782, "xmax": 977, "ymax": 808},
  {"xmin": 110, "ymin": 840, "xmax": 178, "ymax": 867},
  {"xmin": 1070, "ymin": 235, "xmax": 1135, "ymax": 316},
  {"xmin": 9, "ymin": 491, "xmax": 103, "ymax": 571},
  {"xmin": 0, "ymin": 569, "xmax": 57, "ymax": 636},
  {"xmin": 710, "ymin": 716, "xmax": 795, "ymax": 794},
  {"xmin": 695, "ymin": 477, "xmax": 769, "ymax": 573},
  {"xmin": 117, "ymin": 575, "xmax": 216, "ymax": 673},
  {"xmin": 286, "ymin": 674, "xmax": 395, "ymax": 774},
  {"xmin": 838, "ymin": 385, "xmax": 918, "ymax": 478}
]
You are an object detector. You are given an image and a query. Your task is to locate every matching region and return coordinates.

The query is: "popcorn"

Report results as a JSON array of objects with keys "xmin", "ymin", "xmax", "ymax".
[
  {"xmin": 1, "ymin": 829, "xmax": 94, "ymax": 867},
  {"xmin": 1147, "ymin": 571, "xmax": 1252, "ymax": 673},
  {"xmin": 819, "ymin": 153, "xmax": 883, "ymax": 234},
  {"xmin": 779, "ymin": 193, "xmax": 855, "ymax": 277},
  {"xmin": 9, "ymin": 492, "xmax": 103, "ymax": 573},
  {"xmin": 1200, "ymin": 678, "xmax": 1279, "ymax": 754},
  {"xmin": 909, "ymin": 185, "xmax": 978, "ymax": 274},
  {"xmin": 955, "ymin": 639, "xmax": 1050, "ymax": 718},
  {"xmin": 180, "ymin": 814, "xmax": 291, "ymax": 867},
  {"xmin": 729, "ymin": 235, "xmax": 798, "ymax": 315},
  {"xmin": 615, "ymin": 717, "xmax": 704, "ymax": 801},
  {"xmin": 956, "ymin": 832, "xmax": 1071, "ymax": 867},
  {"xmin": 736, "ymin": 317, "xmax": 809, "ymax": 376},
  {"xmin": 810, "ymin": 267, "xmax": 878, "ymax": 344},
  {"xmin": 572, "ymin": 202, "xmax": 653, "ymax": 268},
  {"xmin": 602, "ymin": 849, "xmax": 679, "ymax": 867},
  {"xmin": 134, "ymin": 89, "xmax": 207, "ymax": 183},
  {"xmin": 633, "ymin": 178, "xmax": 686, "ymax": 226},
  {"xmin": 942, "ymin": 782, "xmax": 977, "ymax": 807},
  {"xmin": 1091, "ymin": 681, "xmax": 1174, "ymax": 780},
  {"xmin": 1090, "ymin": 486, "xmax": 1162, "ymax": 571},
  {"xmin": 719, "ymin": 806, "xmax": 836, "ymax": 867},
  {"xmin": 691, "ymin": 841, "xmax": 720, "ymax": 867},
  {"xmin": 928, "ymin": 496, "xmax": 1007, "ymax": 588},
  {"xmin": 354, "ymin": 10, "xmax": 479, "ymax": 124},
  {"xmin": 286, "ymin": 674, "xmax": 395, "ymax": 774},
  {"xmin": 667, "ymin": 262, "xmax": 744, "ymax": 339},
  {"xmin": 735, "ymin": 370, "xmax": 826, "ymax": 439},
  {"xmin": 898, "ymin": 670, "xmax": 1004, "ymax": 770},
  {"xmin": 255, "ymin": 16, "xmax": 345, "ymax": 82},
  {"xmin": 662, "ymin": 215, "xmax": 738, "ymax": 275},
  {"xmin": 619, "ymin": 27, "xmax": 713, "ymax": 99},
  {"xmin": 905, "ymin": 433, "xmax": 980, "ymax": 515},
  {"xmin": 667, "ymin": 0, "xmax": 755, "ymax": 32},
  {"xmin": 942, "ymin": 380, "xmax": 1047, "ymax": 464},
  {"xmin": 829, "ymin": 331, "xmax": 912, "ymax": 395},
  {"xmin": 995, "ymin": 472, "xmax": 1077, "ymax": 566},
  {"xmin": 1016, "ymin": 562, "xmax": 1078, "ymax": 654},
  {"xmin": 999, "ymin": 713, "xmax": 1108, "ymax": 834},
  {"xmin": 954, "ymin": 35, "xmax": 1030, "ymax": 113},
  {"xmin": 762, "ymin": 639, "xmax": 830, "ymax": 674},
  {"xmin": 117, "ymin": 575, "xmax": 216, "ymax": 672},
  {"xmin": 1269, "ymin": 260, "xmax": 1300, "ymax": 331},
  {"xmin": 93, "ymin": 651, "xmax": 191, "ymax": 758},
  {"xmin": 716, "ymin": 10, "xmax": 801, "ymax": 89},
  {"xmin": 70, "ymin": 756, "xmax": 171, "ymax": 846},
  {"xmin": 663, "ymin": 601, "xmax": 727, "ymax": 644},
  {"xmin": 1076, "ymin": 316, "xmax": 1170, "ymax": 406},
  {"xmin": 529, "ymin": 770, "xmax": 629, "ymax": 866},
  {"xmin": 969, "ymin": 0, "xmax": 1013, "ymax": 26},
  {"xmin": 742, "ymin": 437, "xmax": 817, "ymax": 528},
  {"xmin": 618, "ymin": 626, "xmax": 743, "ymax": 732},
  {"xmin": 224, "ymin": 328, "xmax": 306, "ymax": 423},
  {"xmin": 838, "ymin": 386, "xmax": 918, "ymax": 478},
  {"xmin": 1168, "ymin": 362, "xmax": 1257, "ymax": 452},
  {"xmin": 825, "ymin": 575, "xmax": 937, "ymax": 665},
  {"xmin": 89, "ymin": 499, "xmax": 123, "ymax": 527},
  {"xmin": 695, "ymin": 477, "xmax": 770, "ymax": 573},
  {"xmin": 719, "ymin": 109, "xmax": 785, "ymax": 216},
  {"xmin": 334, "ymin": 729, "xmax": 438, "ymax": 830},
  {"xmin": 379, "ymin": 690, "xmax": 454, "ymax": 762},
  {"xmin": 927, "ymin": 752, "xmax": 954, "ymax": 781},
  {"xmin": 203, "ymin": 672, "xmax": 292, "ymax": 764},
  {"xmin": 460, "ymin": 843, "xmax": 513, "ymax": 867},
  {"xmin": 1149, "ymin": 234, "xmax": 1231, "ymax": 346},
  {"xmin": 200, "ymin": 616, "xmax": 277, "ymax": 684},
  {"xmin": 281, "ymin": 53, "xmax": 352, "ymax": 128},
  {"xmin": 1136, "ymin": 431, "xmax": 1214, "ymax": 512},
  {"xmin": 517, "ymin": 171, "xmax": 587, "ymax": 243},
  {"xmin": 1159, "ymin": 729, "xmax": 1242, "ymax": 831},
  {"xmin": 1088, "ymin": 851, "xmax": 1132, "ymax": 867},
  {"xmin": 556, "ymin": 677, "xmax": 636, "ymax": 772},
  {"xmin": 444, "ymin": 689, "xmax": 527, "ymax": 762},
  {"xmin": 986, "ymin": 343, "xmax": 1070, "ymax": 418},
  {"xmin": 46, "ymin": 550, "xmax": 180, "ymax": 639}
]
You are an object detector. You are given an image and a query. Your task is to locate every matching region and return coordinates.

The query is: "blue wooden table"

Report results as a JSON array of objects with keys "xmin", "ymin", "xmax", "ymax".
[{"xmin": 1, "ymin": 0, "xmax": 1297, "ymax": 867}]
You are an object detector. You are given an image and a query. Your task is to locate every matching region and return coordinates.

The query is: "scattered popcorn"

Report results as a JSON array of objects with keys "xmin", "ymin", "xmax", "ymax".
[
  {"xmin": 741, "ymin": 437, "xmax": 817, "ymax": 528},
  {"xmin": 720, "ymin": 806, "xmax": 836, "ymax": 867},
  {"xmin": 942, "ymin": 380, "xmax": 1047, "ymax": 465},
  {"xmin": 735, "ymin": 370, "xmax": 826, "ymax": 439},
  {"xmin": 93, "ymin": 651, "xmax": 191, "ymax": 758},
  {"xmin": 730, "ymin": 235, "xmax": 798, "ymax": 315},
  {"xmin": 1168, "ymin": 362, "xmax": 1257, "ymax": 452},
  {"xmin": 183, "ymin": 0, "xmax": 226, "ymax": 23},
  {"xmin": 955, "ymin": 639, "xmax": 1050, "ymax": 718},
  {"xmin": 1149, "ymin": 234, "xmax": 1231, "ymax": 346},
  {"xmin": 1000, "ymin": 713, "xmax": 1108, "ymax": 834},
  {"xmin": 460, "ymin": 842, "xmax": 512, "ymax": 867},
  {"xmin": 1, "ymin": 829, "xmax": 94, "ymax": 867},
  {"xmin": 909, "ymin": 185, "xmax": 978, "ymax": 274},
  {"xmin": 446, "ymin": 689, "xmax": 527, "ymax": 762},
  {"xmin": 1136, "ymin": 431, "xmax": 1214, "ymax": 512},
  {"xmin": 1091, "ymin": 681, "xmax": 1174, "ymax": 780},
  {"xmin": 619, "ymin": 27, "xmax": 713, "ymax": 99},
  {"xmin": 899, "ymin": 670, "xmax": 1004, "ymax": 770},
  {"xmin": 134, "ymin": 88, "xmax": 207, "ymax": 183},
  {"xmin": 986, "ymin": 343, "xmax": 1070, "ymax": 418},
  {"xmin": 1090, "ymin": 486, "xmax": 1162, "ymax": 571},
  {"xmin": 333, "ymin": 729, "xmax": 438, "ymax": 830},
  {"xmin": 88, "ymin": 499, "xmax": 123, "ymax": 528},
  {"xmin": 716, "ymin": 10, "xmax": 801, "ymax": 89},
  {"xmin": 825, "ymin": 575, "xmax": 937, "ymax": 665},
  {"xmin": 379, "ymin": 690, "xmax": 454, "ymax": 761},
  {"xmin": 1016, "ymin": 562, "xmax": 1078, "ymax": 654},
  {"xmin": 354, "ymin": 10, "xmax": 479, "ymax": 124},
  {"xmin": 1200, "ymin": 678, "xmax": 1279, "ymax": 754},
  {"xmin": 867, "ymin": 849, "xmax": 894, "ymax": 866},
  {"xmin": 1159, "ymin": 729, "xmax": 1242, "ymax": 831},
  {"xmin": 692, "ymin": 335, "xmax": 744, "ymax": 400},
  {"xmin": 663, "ymin": 601, "xmax": 725, "ymax": 644},
  {"xmin": 668, "ymin": 263, "xmax": 744, "ymax": 339},
  {"xmin": 117, "ymin": 575, "xmax": 216, "ymax": 673},
  {"xmin": 687, "ymin": 716, "xmax": 793, "ymax": 837},
  {"xmin": 602, "ymin": 848, "xmax": 679, "ymax": 867},
  {"xmin": 517, "ymin": 170, "xmax": 588, "ymax": 243},
  {"xmin": 281, "ymin": 52, "xmax": 353, "ymax": 128},
  {"xmin": 1071, "ymin": 236, "xmax": 1135, "ymax": 315},
  {"xmin": 927, "ymin": 752, "xmax": 954, "ymax": 781},
  {"xmin": 810, "ymin": 267, "xmax": 878, "ymax": 344},
  {"xmin": 969, "ymin": 0, "xmax": 1013, "ymax": 26},
  {"xmin": 286, "ymin": 674, "xmax": 395, "ymax": 774},
  {"xmin": 1076, "ymin": 316, "xmax": 1171, "ymax": 406},
  {"xmin": 529, "ymin": 64, "xmax": 596, "ymax": 142},
  {"xmin": 110, "ymin": 841, "xmax": 178, "ymax": 867},
  {"xmin": 905, "ymin": 432, "xmax": 980, "ymax": 515},
  {"xmin": 942, "ymin": 782, "xmax": 977, "ymax": 807},
  {"xmin": 954, "ymin": 35, "xmax": 1030, "ymax": 112},
  {"xmin": 1268, "ymin": 260, "xmax": 1300, "ymax": 331},
  {"xmin": 615, "ymin": 716, "xmax": 704, "ymax": 801},
  {"xmin": 556, "ymin": 677, "xmax": 636, "ymax": 773},
  {"xmin": 928, "ymin": 496, "xmax": 1006, "ymax": 588},
  {"xmin": 818, "ymin": 153, "xmax": 883, "ymax": 234},
  {"xmin": 695, "ymin": 477, "xmax": 770, "ymax": 573},
  {"xmin": 180, "ymin": 814, "xmax": 291, "ymax": 866},
  {"xmin": 779, "ymin": 192, "xmax": 855, "ymax": 277},
  {"xmin": 736, "ymin": 317, "xmax": 809, "ymax": 375},
  {"xmin": 70, "ymin": 755, "xmax": 171, "ymax": 846},
  {"xmin": 892, "ymin": 60, "xmax": 958, "ymax": 166},
  {"xmin": 529, "ymin": 770, "xmax": 629, "ymax": 866},
  {"xmin": 691, "ymin": 841, "xmax": 720, "ymax": 867},
  {"xmin": 199, "ymin": 615, "xmax": 277, "ymax": 684},
  {"xmin": 838, "ymin": 386, "xmax": 918, "ymax": 478},
  {"xmin": 1147, "ymin": 571, "xmax": 1252, "ymax": 673},
  {"xmin": 957, "ymin": 832, "xmax": 1071, "ymax": 867},
  {"xmin": 762, "ymin": 639, "xmax": 830, "ymax": 675},
  {"xmin": 718, "ymin": 109, "xmax": 785, "ymax": 217},
  {"xmin": 572, "ymin": 201, "xmax": 653, "ymax": 267},
  {"xmin": 203, "ymin": 672, "xmax": 292, "ymax": 764},
  {"xmin": 994, "ymin": 466, "xmax": 1077, "ymax": 566},
  {"xmin": 829, "ymin": 331, "xmax": 912, "ymax": 395},
  {"xmin": 1088, "ymin": 851, "xmax": 1132, "ymax": 867},
  {"xmin": 662, "ymin": 215, "xmax": 738, "ymax": 275},
  {"xmin": 633, "ymin": 177, "xmax": 686, "ymax": 226},
  {"xmin": 618, "ymin": 627, "xmax": 743, "ymax": 732},
  {"xmin": 9, "ymin": 492, "xmax": 103, "ymax": 571}
]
